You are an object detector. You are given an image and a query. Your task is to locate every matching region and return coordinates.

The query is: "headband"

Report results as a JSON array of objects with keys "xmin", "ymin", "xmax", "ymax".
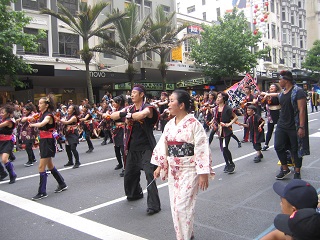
[{"xmin": 132, "ymin": 87, "xmax": 144, "ymax": 93}]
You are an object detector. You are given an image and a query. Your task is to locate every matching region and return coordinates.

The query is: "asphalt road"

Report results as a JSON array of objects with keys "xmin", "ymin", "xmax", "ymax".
[{"xmin": 1, "ymin": 109, "xmax": 319, "ymax": 240}]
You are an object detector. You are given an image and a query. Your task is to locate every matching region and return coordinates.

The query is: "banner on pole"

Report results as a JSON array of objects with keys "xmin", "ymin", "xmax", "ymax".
[{"xmin": 225, "ymin": 73, "xmax": 260, "ymax": 108}]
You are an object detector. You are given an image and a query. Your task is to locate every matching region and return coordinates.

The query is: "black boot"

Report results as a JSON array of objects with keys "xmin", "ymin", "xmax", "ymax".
[
  {"xmin": 64, "ymin": 145, "xmax": 73, "ymax": 166},
  {"xmin": 51, "ymin": 167, "xmax": 68, "ymax": 193},
  {"xmin": 114, "ymin": 146, "xmax": 123, "ymax": 170},
  {"xmin": 0, "ymin": 163, "xmax": 8, "ymax": 181},
  {"xmin": 32, "ymin": 172, "xmax": 48, "ymax": 200},
  {"xmin": 5, "ymin": 162, "xmax": 17, "ymax": 184}
]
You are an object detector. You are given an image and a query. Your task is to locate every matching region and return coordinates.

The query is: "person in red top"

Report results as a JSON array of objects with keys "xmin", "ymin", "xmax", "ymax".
[
  {"xmin": 0, "ymin": 104, "xmax": 17, "ymax": 184},
  {"xmin": 29, "ymin": 94, "xmax": 67, "ymax": 200}
]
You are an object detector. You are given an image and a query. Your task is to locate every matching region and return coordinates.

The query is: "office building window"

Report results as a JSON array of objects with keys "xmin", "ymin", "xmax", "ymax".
[
  {"xmin": 162, "ymin": 5, "xmax": 170, "ymax": 16},
  {"xmin": 270, "ymin": 0, "xmax": 275, "ymax": 13},
  {"xmin": 216, "ymin": 7, "xmax": 221, "ymax": 18},
  {"xmin": 187, "ymin": 5, "xmax": 195, "ymax": 13},
  {"xmin": 59, "ymin": 32, "xmax": 79, "ymax": 58},
  {"xmin": 58, "ymin": 0, "xmax": 78, "ymax": 16},
  {"xmin": 300, "ymin": 36, "xmax": 304, "ymax": 48},
  {"xmin": 184, "ymin": 38, "xmax": 191, "ymax": 52},
  {"xmin": 22, "ymin": 0, "xmax": 47, "ymax": 11},
  {"xmin": 202, "ymin": 0, "xmax": 206, "ymax": 5},
  {"xmin": 103, "ymin": 32, "xmax": 116, "ymax": 59},
  {"xmin": 291, "ymin": 10, "xmax": 295, "ymax": 25},
  {"xmin": 271, "ymin": 24, "xmax": 276, "ymax": 39},
  {"xmin": 299, "ymin": 14, "xmax": 303, "ymax": 28},
  {"xmin": 282, "ymin": 29, "xmax": 287, "ymax": 44},
  {"xmin": 203, "ymin": 12, "xmax": 206, "ymax": 21},
  {"xmin": 145, "ymin": 1, "xmax": 152, "ymax": 17},
  {"xmin": 24, "ymin": 28, "xmax": 48, "ymax": 56},
  {"xmin": 282, "ymin": 7, "xmax": 286, "ymax": 21},
  {"xmin": 272, "ymin": 48, "xmax": 277, "ymax": 63},
  {"xmin": 292, "ymin": 33, "xmax": 296, "ymax": 47}
]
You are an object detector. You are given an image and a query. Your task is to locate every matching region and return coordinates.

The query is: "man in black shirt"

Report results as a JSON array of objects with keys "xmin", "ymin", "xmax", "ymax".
[
  {"xmin": 273, "ymin": 70, "xmax": 309, "ymax": 180},
  {"xmin": 111, "ymin": 84, "xmax": 161, "ymax": 215}
]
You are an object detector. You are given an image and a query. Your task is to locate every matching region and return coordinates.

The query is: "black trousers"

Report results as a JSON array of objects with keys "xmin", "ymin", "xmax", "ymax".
[
  {"xmin": 24, "ymin": 139, "xmax": 36, "ymax": 161},
  {"xmin": 124, "ymin": 149, "xmax": 161, "ymax": 211},
  {"xmin": 219, "ymin": 135, "xmax": 233, "ymax": 165},
  {"xmin": 274, "ymin": 127, "xmax": 302, "ymax": 168}
]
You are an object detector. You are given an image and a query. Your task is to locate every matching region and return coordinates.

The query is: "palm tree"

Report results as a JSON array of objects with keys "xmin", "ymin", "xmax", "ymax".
[
  {"xmin": 94, "ymin": 3, "xmax": 153, "ymax": 88},
  {"xmin": 41, "ymin": 1, "xmax": 125, "ymax": 104},
  {"xmin": 148, "ymin": 6, "xmax": 196, "ymax": 91}
]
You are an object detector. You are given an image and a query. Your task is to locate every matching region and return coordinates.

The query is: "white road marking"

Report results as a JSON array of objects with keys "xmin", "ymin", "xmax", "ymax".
[
  {"xmin": 0, "ymin": 190, "xmax": 147, "ymax": 240},
  {"xmin": 73, "ymin": 147, "xmax": 269, "ymax": 216}
]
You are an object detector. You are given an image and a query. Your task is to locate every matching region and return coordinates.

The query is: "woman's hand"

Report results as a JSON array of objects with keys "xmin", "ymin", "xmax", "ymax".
[
  {"xmin": 198, "ymin": 174, "xmax": 209, "ymax": 191},
  {"xmin": 154, "ymin": 166, "xmax": 161, "ymax": 179}
]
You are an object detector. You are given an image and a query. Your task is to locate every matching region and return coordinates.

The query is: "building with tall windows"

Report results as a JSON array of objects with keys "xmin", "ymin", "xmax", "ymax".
[
  {"xmin": 8, "ymin": 0, "xmax": 188, "ymax": 104},
  {"xmin": 175, "ymin": 0, "xmax": 311, "ymax": 90},
  {"xmin": 306, "ymin": 0, "xmax": 320, "ymax": 50}
]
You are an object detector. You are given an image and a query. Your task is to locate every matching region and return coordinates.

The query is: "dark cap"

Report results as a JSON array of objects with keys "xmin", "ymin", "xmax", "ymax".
[
  {"xmin": 274, "ymin": 208, "xmax": 320, "ymax": 240},
  {"xmin": 273, "ymin": 179, "xmax": 318, "ymax": 209}
]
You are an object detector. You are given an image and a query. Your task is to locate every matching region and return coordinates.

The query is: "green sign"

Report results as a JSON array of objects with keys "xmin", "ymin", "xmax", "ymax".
[
  {"xmin": 176, "ymin": 77, "xmax": 211, "ymax": 88},
  {"xmin": 114, "ymin": 82, "xmax": 175, "ymax": 91}
]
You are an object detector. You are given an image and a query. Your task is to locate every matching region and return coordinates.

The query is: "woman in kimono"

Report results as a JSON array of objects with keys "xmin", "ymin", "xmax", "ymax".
[{"xmin": 152, "ymin": 89, "xmax": 214, "ymax": 240}]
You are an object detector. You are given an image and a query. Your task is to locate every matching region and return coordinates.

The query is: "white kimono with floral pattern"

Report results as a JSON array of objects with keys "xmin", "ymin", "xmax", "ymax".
[{"xmin": 151, "ymin": 114, "xmax": 214, "ymax": 240}]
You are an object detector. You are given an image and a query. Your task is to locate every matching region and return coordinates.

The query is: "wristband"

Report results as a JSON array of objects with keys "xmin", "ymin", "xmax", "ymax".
[
  {"xmin": 119, "ymin": 112, "xmax": 126, "ymax": 118},
  {"xmin": 298, "ymin": 126, "xmax": 305, "ymax": 130}
]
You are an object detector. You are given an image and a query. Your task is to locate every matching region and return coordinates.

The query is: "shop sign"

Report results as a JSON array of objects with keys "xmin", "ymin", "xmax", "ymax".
[
  {"xmin": 176, "ymin": 78, "xmax": 210, "ymax": 88},
  {"xmin": 187, "ymin": 26, "xmax": 203, "ymax": 35},
  {"xmin": 114, "ymin": 83, "xmax": 175, "ymax": 91},
  {"xmin": 90, "ymin": 71, "xmax": 108, "ymax": 78}
]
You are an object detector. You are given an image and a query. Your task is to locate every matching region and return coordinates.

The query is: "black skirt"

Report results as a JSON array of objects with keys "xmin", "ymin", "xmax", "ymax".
[
  {"xmin": 66, "ymin": 130, "xmax": 79, "ymax": 145},
  {"xmin": 39, "ymin": 138, "xmax": 56, "ymax": 158},
  {"xmin": 0, "ymin": 140, "xmax": 14, "ymax": 154}
]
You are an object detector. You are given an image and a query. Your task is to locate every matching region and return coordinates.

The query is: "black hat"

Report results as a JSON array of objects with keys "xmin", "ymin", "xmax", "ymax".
[
  {"xmin": 273, "ymin": 179, "xmax": 318, "ymax": 209},
  {"xmin": 274, "ymin": 208, "xmax": 320, "ymax": 240}
]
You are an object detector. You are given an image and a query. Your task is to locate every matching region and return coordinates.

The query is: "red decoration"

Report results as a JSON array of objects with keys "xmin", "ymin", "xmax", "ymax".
[
  {"xmin": 264, "ymin": 14, "xmax": 268, "ymax": 19},
  {"xmin": 253, "ymin": 30, "xmax": 258, "ymax": 35},
  {"xmin": 253, "ymin": 20, "xmax": 257, "ymax": 25},
  {"xmin": 261, "ymin": 18, "xmax": 265, "ymax": 22},
  {"xmin": 265, "ymin": 2, "xmax": 269, "ymax": 7},
  {"xmin": 255, "ymin": 4, "xmax": 259, "ymax": 8}
]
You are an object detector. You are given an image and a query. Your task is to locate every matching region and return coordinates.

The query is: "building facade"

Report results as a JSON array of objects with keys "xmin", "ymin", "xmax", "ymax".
[
  {"xmin": 7, "ymin": 0, "xmax": 179, "ymax": 104},
  {"xmin": 306, "ymin": 0, "xmax": 320, "ymax": 50}
]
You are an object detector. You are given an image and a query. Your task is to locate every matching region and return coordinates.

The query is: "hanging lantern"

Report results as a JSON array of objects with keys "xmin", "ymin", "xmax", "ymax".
[
  {"xmin": 255, "ymin": 4, "xmax": 259, "ymax": 8},
  {"xmin": 265, "ymin": 2, "xmax": 269, "ymax": 7},
  {"xmin": 253, "ymin": 29, "xmax": 258, "ymax": 35},
  {"xmin": 261, "ymin": 18, "xmax": 265, "ymax": 22}
]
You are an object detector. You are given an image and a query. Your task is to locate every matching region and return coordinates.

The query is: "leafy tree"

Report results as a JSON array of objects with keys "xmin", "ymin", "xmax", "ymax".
[
  {"xmin": 95, "ymin": 3, "xmax": 153, "ymax": 88},
  {"xmin": 0, "ymin": 0, "xmax": 44, "ymax": 86},
  {"xmin": 190, "ymin": 8, "xmax": 269, "ymax": 87},
  {"xmin": 41, "ymin": 1, "xmax": 125, "ymax": 104},
  {"xmin": 148, "ymin": 6, "xmax": 196, "ymax": 91},
  {"xmin": 302, "ymin": 40, "xmax": 320, "ymax": 79}
]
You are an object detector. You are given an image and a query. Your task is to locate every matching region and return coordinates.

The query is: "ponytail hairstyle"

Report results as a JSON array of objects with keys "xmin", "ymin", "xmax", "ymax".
[
  {"xmin": 173, "ymin": 89, "xmax": 192, "ymax": 113},
  {"xmin": 1, "ymin": 104, "xmax": 15, "ymax": 116},
  {"xmin": 40, "ymin": 94, "xmax": 55, "ymax": 112},
  {"xmin": 113, "ymin": 95, "xmax": 126, "ymax": 109},
  {"xmin": 70, "ymin": 104, "xmax": 80, "ymax": 117},
  {"xmin": 218, "ymin": 91, "xmax": 229, "ymax": 103}
]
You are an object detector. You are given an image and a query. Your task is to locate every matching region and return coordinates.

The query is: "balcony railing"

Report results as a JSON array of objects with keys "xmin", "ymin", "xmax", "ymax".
[{"xmin": 263, "ymin": 56, "xmax": 272, "ymax": 62}]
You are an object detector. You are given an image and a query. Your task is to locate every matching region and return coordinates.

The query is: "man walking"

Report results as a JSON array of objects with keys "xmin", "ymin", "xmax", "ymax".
[
  {"xmin": 267, "ymin": 70, "xmax": 310, "ymax": 180},
  {"xmin": 111, "ymin": 84, "xmax": 161, "ymax": 215}
]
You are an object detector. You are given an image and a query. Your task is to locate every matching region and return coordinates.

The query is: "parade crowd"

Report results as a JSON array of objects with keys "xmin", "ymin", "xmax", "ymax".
[{"xmin": 0, "ymin": 70, "xmax": 319, "ymax": 240}]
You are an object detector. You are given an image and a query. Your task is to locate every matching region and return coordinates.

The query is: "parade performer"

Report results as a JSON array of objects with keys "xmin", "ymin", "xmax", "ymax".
[
  {"xmin": 156, "ymin": 92, "xmax": 169, "ymax": 132},
  {"xmin": 213, "ymin": 92, "xmax": 238, "ymax": 173},
  {"xmin": 238, "ymin": 105, "xmax": 265, "ymax": 163},
  {"xmin": 240, "ymin": 85, "xmax": 255, "ymax": 142},
  {"xmin": 20, "ymin": 103, "xmax": 38, "ymax": 167},
  {"xmin": 112, "ymin": 84, "xmax": 161, "ymax": 215},
  {"xmin": 29, "ymin": 95, "xmax": 67, "ymax": 200},
  {"xmin": 59, "ymin": 105, "xmax": 81, "ymax": 169},
  {"xmin": 98, "ymin": 101, "xmax": 113, "ymax": 145},
  {"xmin": 0, "ymin": 104, "xmax": 17, "ymax": 183},
  {"xmin": 108, "ymin": 95, "xmax": 126, "ymax": 176},
  {"xmin": 79, "ymin": 104, "xmax": 94, "ymax": 153},
  {"xmin": 152, "ymin": 89, "xmax": 214, "ymax": 240},
  {"xmin": 260, "ymin": 83, "xmax": 281, "ymax": 151}
]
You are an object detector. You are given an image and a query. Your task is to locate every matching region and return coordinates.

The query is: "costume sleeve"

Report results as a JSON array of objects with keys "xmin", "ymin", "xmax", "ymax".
[
  {"xmin": 151, "ymin": 131, "xmax": 168, "ymax": 181},
  {"xmin": 193, "ymin": 120, "xmax": 214, "ymax": 175}
]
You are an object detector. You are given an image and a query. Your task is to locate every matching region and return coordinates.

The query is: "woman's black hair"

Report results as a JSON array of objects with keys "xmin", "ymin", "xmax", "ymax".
[
  {"xmin": 70, "ymin": 104, "xmax": 80, "ymax": 116},
  {"xmin": 218, "ymin": 91, "xmax": 229, "ymax": 103},
  {"xmin": 1, "ymin": 104, "xmax": 15, "ymax": 115},
  {"xmin": 172, "ymin": 89, "xmax": 192, "ymax": 112},
  {"xmin": 113, "ymin": 95, "xmax": 125, "ymax": 109},
  {"xmin": 24, "ymin": 103, "xmax": 36, "ymax": 112}
]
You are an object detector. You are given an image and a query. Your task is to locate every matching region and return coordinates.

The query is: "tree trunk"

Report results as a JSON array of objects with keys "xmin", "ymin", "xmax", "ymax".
[{"xmin": 85, "ymin": 62, "xmax": 94, "ymax": 104}]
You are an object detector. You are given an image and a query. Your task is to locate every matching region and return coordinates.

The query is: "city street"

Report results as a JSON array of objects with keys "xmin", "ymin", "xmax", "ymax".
[{"xmin": 1, "ymin": 110, "xmax": 319, "ymax": 240}]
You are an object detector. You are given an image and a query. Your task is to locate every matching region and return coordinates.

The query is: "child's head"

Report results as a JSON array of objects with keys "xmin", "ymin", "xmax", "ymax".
[{"xmin": 246, "ymin": 105, "xmax": 257, "ymax": 116}]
